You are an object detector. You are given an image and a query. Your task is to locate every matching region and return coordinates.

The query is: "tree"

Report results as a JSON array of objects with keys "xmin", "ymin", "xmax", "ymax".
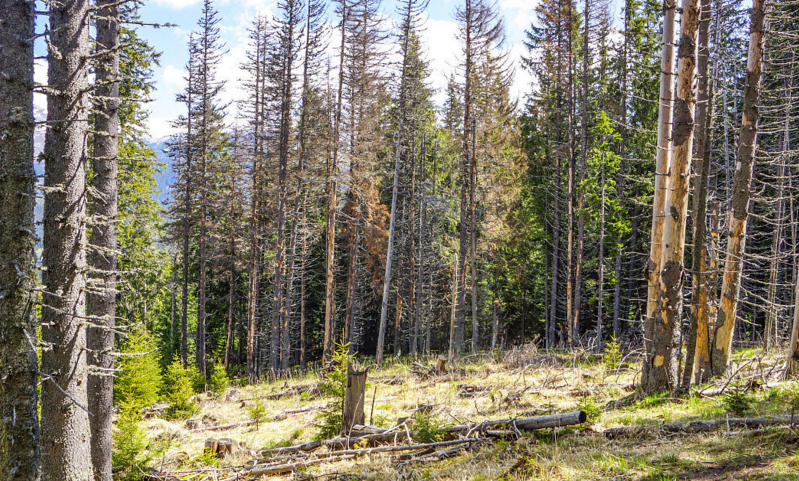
[
  {"xmin": 87, "ymin": 0, "xmax": 120, "ymax": 477},
  {"xmin": 642, "ymin": 0, "xmax": 677, "ymax": 389},
  {"xmin": 644, "ymin": 0, "xmax": 701, "ymax": 394},
  {"xmin": 40, "ymin": 0, "xmax": 93, "ymax": 477},
  {"xmin": 0, "ymin": 0, "xmax": 40, "ymax": 478},
  {"xmin": 377, "ymin": 0, "xmax": 428, "ymax": 365},
  {"xmin": 711, "ymin": 0, "xmax": 766, "ymax": 376}
]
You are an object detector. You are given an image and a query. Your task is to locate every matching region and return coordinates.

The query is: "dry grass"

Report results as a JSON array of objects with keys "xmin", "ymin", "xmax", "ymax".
[{"xmin": 142, "ymin": 348, "xmax": 799, "ymax": 480}]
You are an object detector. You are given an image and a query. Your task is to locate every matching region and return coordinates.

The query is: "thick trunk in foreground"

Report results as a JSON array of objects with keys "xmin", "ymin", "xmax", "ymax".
[
  {"xmin": 711, "ymin": 0, "xmax": 766, "ymax": 376},
  {"xmin": 643, "ymin": 0, "xmax": 677, "ymax": 385},
  {"xmin": 645, "ymin": 0, "xmax": 700, "ymax": 394},
  {"xmin": 87, "ymin": 0, "xmax": 120, "ymax": 478},
  {"xmin": 0, "ymin": 0, "xmax": 40, "ymax": 478},
  {"xmin": 41, "ymin": 0, "xmax": 93, "ymax": 477}
]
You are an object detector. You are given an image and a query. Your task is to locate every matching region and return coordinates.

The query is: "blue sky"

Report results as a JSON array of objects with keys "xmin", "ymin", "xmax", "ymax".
[
  {"xmin": 131, "ymin": 0, "xmax": 547, "ymax": 139},
  {"xmin": 32, "ymin": 0, "xmax": 632, "ymax": 140}
]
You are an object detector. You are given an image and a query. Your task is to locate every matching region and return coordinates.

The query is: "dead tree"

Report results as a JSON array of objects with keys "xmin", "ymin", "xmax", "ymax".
[
  {"xmin": 643, "ymin": 0, "xmax": 677, "ymax": 386},
  {"xmin": 711, "ymin": 0, "xmax": 766, "ymax": 376}
]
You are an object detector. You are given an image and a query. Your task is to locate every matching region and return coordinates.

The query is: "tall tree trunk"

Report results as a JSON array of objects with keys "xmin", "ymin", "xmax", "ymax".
[
  {"xmin": 41, "ymin": 0, "xmax": 93, "ymax": 477},
  {"xmin": 88, "ymin": 0, "xmax": 120, "ymax": 477},
  {"xmin": 574, "ymin": 0, "xmax": 590, "ymax": 347},
  {"xmin": 596, "ymin": 155, "xmax": 606, "ymax": 351},
  {"xmin": 325, "ymin": 0, "xmax": 348, "ymax": 362},
  {"xmin": 449, "ymin": 253, "xmax": 459, "ymax": 362},
  {"xmin": 0, "ymin": 0, "xmax": 40, "ymax": 477},
  {"xmin": 645, "ymin": 0, "xmax": 700, "ymax": 394},
  {"xmin": 181, "ymin": 47, "xmax": 195, "ymax": 368},
  {"xmin": 246, "ymin": 25, "xmax": 265, "ymax": 381},
  {"xmin": 711, "ymin": 0, "xmax": 766, "ymax": 376},
  {"xmin": 469, "ymin": 120, "xmax": 479, "ymax": 353},
  {"xmin": 643, "ymin": 0, "xmax": 677, "ymax": 385},
  {"xmin": 683, "ymin": 0, "xmax": 714, "ymax": 387},
  {"xmin": 455, "ymin": 0, "xmax": 474, "ymax": 355}
]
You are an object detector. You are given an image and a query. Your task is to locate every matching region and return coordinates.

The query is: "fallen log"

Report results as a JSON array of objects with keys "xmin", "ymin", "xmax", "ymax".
[
  {"xmin": 259, "ymin": 430, "xmax": 411, "ymax": 457},
  {"xmin": 258, "ymin": 410, "xmax": 586, "ymax": 458},
  {"xmin": 190, "ymin": 420, "xmax": 256, "ymax": 432},
  {"xmin": 444, "ymin": 410, "xmax": 587, "ymax": 435},
  {"xmin": 248, "ymin": 454, "xmax": 357, "ymax": 476},
  {"xmin": 604, "ymin": 415, "xmax": 799, "ymax": 438},
  {"xmin": 267, "ymin": 437, "xmax": 481, "ymax": 461}
]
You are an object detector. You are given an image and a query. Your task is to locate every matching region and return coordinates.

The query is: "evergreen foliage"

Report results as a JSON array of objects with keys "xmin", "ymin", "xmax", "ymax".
[
  {"xmin": 314, "ymin": 342, "xmax": 356, "ymax": 440},
  {"xmin": 115, "ymin": 325, "xmax": 163, "ymax": 408}
]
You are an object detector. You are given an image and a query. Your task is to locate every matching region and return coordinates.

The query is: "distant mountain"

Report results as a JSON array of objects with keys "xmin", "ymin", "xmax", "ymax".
[{"xmin": 149, "ymin": 136, "xmax": 174, "ymax": 207}]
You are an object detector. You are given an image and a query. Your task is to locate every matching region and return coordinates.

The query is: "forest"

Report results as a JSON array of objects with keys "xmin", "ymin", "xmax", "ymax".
[{"xmin": 3, "ymin": 0, "xmax": 799, "ymax": 479}]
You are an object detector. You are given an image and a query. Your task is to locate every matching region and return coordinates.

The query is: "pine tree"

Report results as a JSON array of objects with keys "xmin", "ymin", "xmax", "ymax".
[
  {"xmin": 40, "ymin": 0, "xmax": 93, "ymax": 477},
  {"xmin": 0, "ymin": 0, "xmax": 40, "ymax": 478}
]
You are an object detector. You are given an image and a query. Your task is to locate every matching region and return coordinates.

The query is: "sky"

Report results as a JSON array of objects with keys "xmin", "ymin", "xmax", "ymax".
[{"xmin": 132, "ymin": 0, "xmax": 550, "ymax": 140}]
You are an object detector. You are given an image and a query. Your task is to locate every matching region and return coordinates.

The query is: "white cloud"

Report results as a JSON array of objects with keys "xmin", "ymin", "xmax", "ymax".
[
  {"xmin": 162, "ymin": 64, "xmax": 185, "ymax": 88},
  {"xmin": 152, "ymin": 0, "xmax": 202, "ymax": 10},
  {"xmin": 419, "ymin": 15, "xmax": 460, "ymax": 107}
]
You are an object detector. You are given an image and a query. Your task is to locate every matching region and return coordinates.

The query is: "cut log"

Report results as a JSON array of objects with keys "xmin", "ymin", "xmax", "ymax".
[
  {"xmin": 604, "ymin": 415, "xmax": 799, "ymax": 438},
  {"xmin": 342, "ymin": 362, "xmax": 368, "ymax": 435},
  {"xmin": 204, "ymin": 438, "xmax": 218, "ymax": 454}
]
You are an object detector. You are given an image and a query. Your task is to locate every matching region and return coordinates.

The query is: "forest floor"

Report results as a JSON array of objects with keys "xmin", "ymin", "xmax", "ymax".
[{"xmin": 144, "ymin": 345, "xmax": 799, "ymax": 480}]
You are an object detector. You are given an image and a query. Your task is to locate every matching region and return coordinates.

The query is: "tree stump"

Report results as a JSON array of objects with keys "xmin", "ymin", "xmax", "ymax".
[
  {"xmin": 342, "ymin": 362, "xmax": 368, "ymax": 436},
  {"xmin": 434, "ymin": 356, "xmax": 447, "ymax": 372}
]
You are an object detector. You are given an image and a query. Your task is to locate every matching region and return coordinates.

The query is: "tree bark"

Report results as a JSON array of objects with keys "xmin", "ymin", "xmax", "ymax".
[
  {"xmin": 325, "ymin": 0, "xmax": 348, "ymax": 363},
  {"xmin": 87, "ymin": 0, "xmax": 120, "ymax": 478},
  {"xmin": 645, "ymin": 0, "xmax": 700, "ymax": 394},
  {"xmin": 643, "ymin": 0, "xmax": 677, "ymax": 386},
  {"xmin": 682, "ymin": 0, "xmax": 714, "ymax": 387},
  {"xmin": 0, "ymin": 0, "xmax": 40, "ymax": 477},
  {"xmin": 711, "ymin": 0, "xmax": 766, "ymax": 376},
  {"xmin": 40, "ymin": 0, "xmax": 93, "ymax": 477}
]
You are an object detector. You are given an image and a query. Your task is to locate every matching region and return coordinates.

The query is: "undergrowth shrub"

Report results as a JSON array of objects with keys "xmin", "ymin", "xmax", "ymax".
[
  {"xmin": 113, "ymin": 400, "xmax": 152, "ymax": 481},
  {"xmin": 206, "ymin": 362, "xmax": 229, "ymax": 394},
  {"xmin": 723, "ymin": 385, "xmax": 755, "ymax": 416},
  {"xmin": 412, "ymin": 409, "xmax": 444, "ymax": 443},
  {"xmin": 314, "ymin": 342, "xmax": 355, "ymax": 440},
  {"xmin": 115, "ymin": 325, "xmax": 162, "ymax": 408},
  {"xmin": 162, "ymin": 356, "xmax": 199, "ymax": 420},
  {"xmin": 247, "ymin": 398, "xmax": 268, "ymax": 430},
  {"xmin": 603, "ymin": 336, "xmax": 622, "ymax": 371}
]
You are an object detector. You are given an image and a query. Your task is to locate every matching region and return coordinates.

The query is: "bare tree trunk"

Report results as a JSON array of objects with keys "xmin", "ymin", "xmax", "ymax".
[
  {"xmin": 0, "ymin": 0, "xmax": 40, "ymax": 477},
  {"xmin": 787, "ymin": 261, "xmax": 799, "ymax": 378},
  {"xmin": 491, "ymin": 300, "xmax": 499, "ymax": 349},
  {"xmin": 87, "ymin": 0, "xmax": 120, "ymax": 477},
  {"xmin": 449, "ymin": 253, "xmax": 458, "ymax": 362},
  {"xmin": 643, "ymin": 0, "xmax": 677, "ymax": 385},
  {"xmin": 596, "ymin": 155, "xmax": 606, "ymax": 351},
  {"xmin": 41, "ymin": 0, "xmax": 93, "ymax": 477},
  {"xmin": 711, "ymin": 0, "xmax": 766, "ymax": 376},
  {"xmin": 181, "ymin": 47, "xmax": 195, "ymax": 368},
  {"xmin": 645, "ymin": 0, "xmax": 700, "ymax": 394},
  {"xmin": 325, "ymin": 0, "xmax": 348, "ymax": 363},
  {"xmin": 683, "ymin": 0, "xmax": 714, "ymax": 387},
  {"xmin": 469, "ymin": 120, "xmax": 479, "ymax": 353}
]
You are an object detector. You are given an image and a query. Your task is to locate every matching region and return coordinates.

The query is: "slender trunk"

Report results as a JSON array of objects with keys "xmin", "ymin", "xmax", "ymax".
[
  {"xmin": 469, "ymin": 120, "xmax": 479, "ymax": 353},
  {"xmin": 181, "ymin": 49, "xmax": 194, "ymax": 368},
  {"xmin": 596, "ymin": 155, "xmax": 606, "ymax": 351},
  {"xmin": 41, "ymin": 0, "xmax": 93, "ymax": 477},
  {"xmin": 491, "ymin": 300, "xmax": 499, "ymax": 350},
  {"xmin": 88, "ymin": 1, "xmax": 120, "ymax": 477},
  {"xmin": 683, "ymin": 0, "xmax": 714, "ymax": 387},
  {"xmin": 643, "ymin": 0, "xmax": 677, "ymax": 384},
  {"xmin": 325, "ymin": 0, "xmax": 348, "ymax": 362},
  {"xmin": 645, "ymin": 0, "xmax": 700, "ymax": 394},
  {"xmin": 449, "ymin": 253, "xmax": 459, "ymax": 362},
  {"xmin": 0, "ymin": 0, "xmax": 40, "ymax": 477},
  {"xmin": 574, "ymin": 0, "xmax": 590, "ymax": 347},
  {"xmin": 409, "ymin": 142, "xmax": 418, "ymax": 355},
  {"xmin": 711, "ymin": 0, "xmax": 766, "ymax": 376},
  {"xmin": 455, "ymin": 0, "xmax": 474, "ymax": 355}
]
